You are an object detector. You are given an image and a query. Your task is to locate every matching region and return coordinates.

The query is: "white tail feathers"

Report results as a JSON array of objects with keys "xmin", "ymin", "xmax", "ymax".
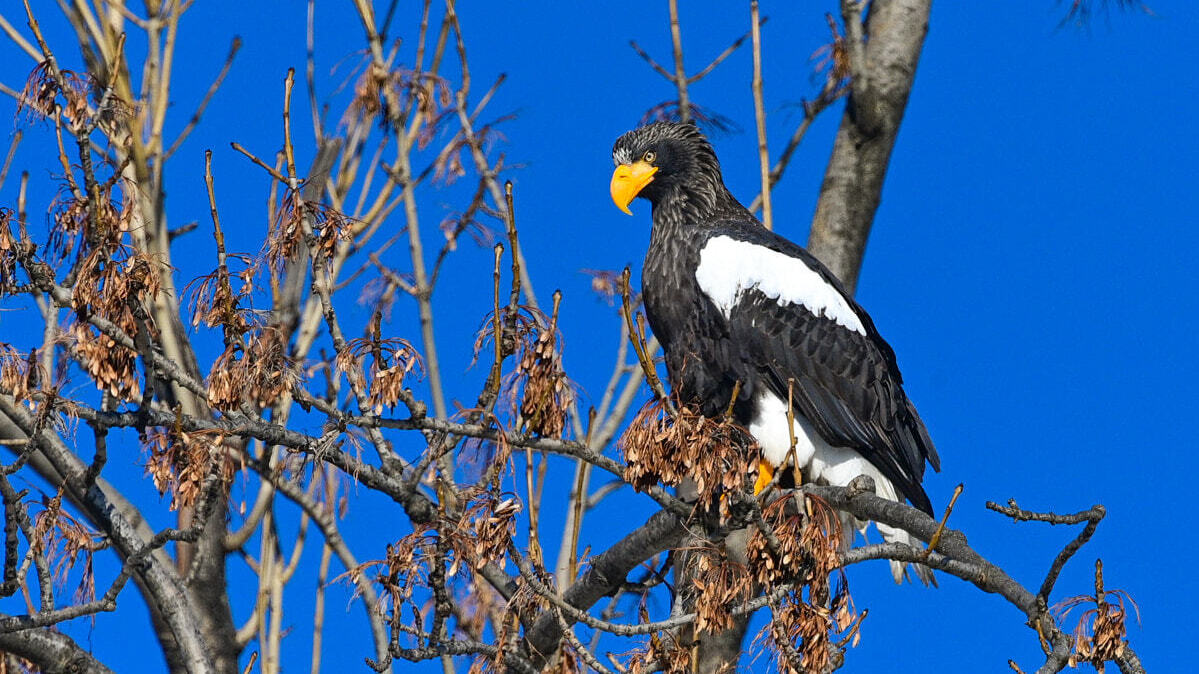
[
  {"xmin": 750, "ymin": 393, "xmax": 936, "ymax": 585},
  {"xmin": 816, "ymin": 452, "xmax": 936, "ymax": 585},
  {"xmin": 837, "ymin": 509, "xmax": 936, "ymax": 586},
  {"xmin": 877, "ymin": 520, "xmax": 936, "ymax": 586}
]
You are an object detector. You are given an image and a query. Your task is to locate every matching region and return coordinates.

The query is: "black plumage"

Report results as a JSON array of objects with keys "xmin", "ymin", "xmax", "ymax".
[{"xmin": 610, "ymin": 121, "xmax": 939, "ymax": 516}]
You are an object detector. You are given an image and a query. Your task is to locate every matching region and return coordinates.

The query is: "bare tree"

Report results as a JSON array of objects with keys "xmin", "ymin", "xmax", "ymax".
[{"xmin": 0, "ymin": 1, "xmax": 1147, "ymax": 673}]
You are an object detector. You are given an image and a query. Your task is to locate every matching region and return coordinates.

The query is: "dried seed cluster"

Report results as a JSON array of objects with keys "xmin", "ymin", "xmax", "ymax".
[
  {"xmin": 18, "ymin": 62, "xmax": 94, "ymax": 125},
  {"xmin": 336, "ymin": 311, "xmax": 424, "ymax": 414},
  {"xmin": 437, "ymin": 208, "xmax": 494, "ymax": 253},
  {"xmin": 448, "ymin": 490, "xmax": 520, "ymax": 572},
  {"xmin": 690, "ymin": 548, "xmax": 752, "ymax": 636},
  {"xmin": 619, "ymin": 401, "xmax": 860, "ymax": 671},
  {"xmin": 580, "ymin": 268, "xmax": 621, "ymax": 305},
  {"xmin": 475, "ymin": 305, "xmax": 575, "ymax": 438},
  {"xmin": 1055, "ymin": 562, "xmax": 1139, "ymax": 671},
  {"xmin": 621, "ymin": 625, "xmax": 691, "ymax": 674},
  {"xmin": 473, "ymin": 306, "xmax": 537, "ymax": 366},
  {"xmin": 812, "ymin": 15, "xmax": 851, "ymax": 94},
  {"xmin": 32, "ymin": 491, "xmax": 102, "ymax": 604},
  {"xmin": 142, "ymin": 427, "xmax": 235, "ymax": 512},
  {"xmin": 0, "ymin": 345, "xmax": 44, "ymax": 403},
  {"xmin": 365, "ymin": 489, "xmax": 518, "ymax": 612},
  {"xmin": 185, "ymin": 253, "xmax": 259, "ymax": 336},
  {"xmin": 750, "ymin": 497, "xmax": 858, "ymax": 673},
  {"xmin": 70, "ymin": 249, "xmax": 159, "ymax": 400},
  {"xmin": 207, "ymin": 328, "xmax": 298, "ymax": 411},
  {"xmin": 35, "ymin": 168, "xmax": 158, "ymax": 402},
  {"xmin": 0, "ymin": 209, "xmax": 20, "ymax": 293},
  {"xmin": 620, "ymin": 399, "xmax": 759, "ymax": 518},
  {"xmin": 265, "ymin": 190, "xmax": 352, "ymax": 272},
  {"xmin": 344, "ymin": 64, "xmax": 453, "ymax": 140},
  {"xmin": 511, "ymin": 326, "xmax": 573, "ymax": 438},
  {"xmin": 369, "ymin": 526, "xmax": 433, "ymax": 617}
]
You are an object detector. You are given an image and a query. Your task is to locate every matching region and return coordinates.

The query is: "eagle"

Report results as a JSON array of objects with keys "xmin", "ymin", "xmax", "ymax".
[{"xmin": 609, "ymin": 121, "xmax": 940, "ymax": 583}]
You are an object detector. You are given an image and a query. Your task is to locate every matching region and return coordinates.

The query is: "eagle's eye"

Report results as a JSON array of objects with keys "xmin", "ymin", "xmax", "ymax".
[{"xmin": 643, "ymin": 150, "xmax": 656, "ymax": 163}]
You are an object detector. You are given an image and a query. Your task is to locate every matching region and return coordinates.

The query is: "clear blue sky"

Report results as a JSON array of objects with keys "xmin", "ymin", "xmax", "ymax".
[{"xmin": 0, "ymin": 1, "xmax": 1194, "ymax": 671}]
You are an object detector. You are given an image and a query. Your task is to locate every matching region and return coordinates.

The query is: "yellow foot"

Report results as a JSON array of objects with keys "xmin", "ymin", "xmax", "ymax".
[{"xmin": 753, "ymin": 460, "xmax": 774, "ymax": 495}]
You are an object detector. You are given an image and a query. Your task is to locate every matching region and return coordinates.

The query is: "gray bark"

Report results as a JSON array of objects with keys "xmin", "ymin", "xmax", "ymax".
[
  {"xmin": 0, "ymin": 406, "xmax": 217, "ymax": 673},
  {"xmin": 523, "ymin": 509, "xmax": 687, "ymax": 669},
  {"xmin": 808, "ymin": 0, "xmax": 933, "ymax": 293},
  {"xmin": 0, "ymin": 628, "xmax": 115, "ymax": 673}
]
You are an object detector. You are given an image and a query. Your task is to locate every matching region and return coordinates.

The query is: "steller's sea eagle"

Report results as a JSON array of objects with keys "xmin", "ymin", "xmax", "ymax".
[{"xmin": 609, "ymin": 121, "xmax": 940, "ymax": 584}]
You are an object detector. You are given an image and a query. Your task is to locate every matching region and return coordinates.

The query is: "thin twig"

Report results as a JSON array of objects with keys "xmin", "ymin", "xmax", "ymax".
[
  {"xmin": 750, "ymin": 0, "xmax": 772, "ymax": 230},
  {"xmin": 667, "ymin": 0, "xmax": 690, "ymax": 123},
  {"xmin": 688, "ymin": 18, "xmax": 765, "ymax": 83},
  {"xmin": 0, "ymin": 130, "xmax": 20, "ymax": 191},
  {"xmin": 231, "ymin": 142, "xmax": 289, "ymax": 184},
  {"xmin": 165, "ymin": 37, "xmax": 241, "ymax": 159},
  {"xmin": 922, "ymin": 483, "xmax": 964, "ymax": 559},
  {"xmin": 987, "ymin": 499, "xmax": 1106, "ymax": 604},
  {"xmin": 618, "ymin": 268, "xmax": 670, "ymax": 406}
]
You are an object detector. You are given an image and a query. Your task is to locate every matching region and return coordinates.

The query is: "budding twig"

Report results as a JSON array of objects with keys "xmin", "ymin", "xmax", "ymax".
[
  {"xmin": 922, "ymin": 482, "xmax": 964, "ymax": 560},
  {"xmin": 231, "ymin": 142, "xmax": 289, "ymax": 184},
  {"xmin": 619, "ymin": 268, "xmax": 671, "ymax": 409}
]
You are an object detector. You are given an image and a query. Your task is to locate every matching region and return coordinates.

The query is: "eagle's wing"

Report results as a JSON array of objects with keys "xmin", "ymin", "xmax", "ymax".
[{"xmin": 694, "ymin": 224, "xmax": 939, "ymax": 513}]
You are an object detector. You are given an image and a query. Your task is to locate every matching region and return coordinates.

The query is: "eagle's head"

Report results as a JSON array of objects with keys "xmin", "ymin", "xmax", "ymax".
[{"xmin": 610, "ymin": 122, "xmax": 727, "ymax": 216}]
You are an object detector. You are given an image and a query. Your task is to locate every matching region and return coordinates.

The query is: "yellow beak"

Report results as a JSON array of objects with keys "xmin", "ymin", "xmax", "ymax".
[{"xmin": 610, "ymin": 160, "xmax": 658, "ymax": 215}]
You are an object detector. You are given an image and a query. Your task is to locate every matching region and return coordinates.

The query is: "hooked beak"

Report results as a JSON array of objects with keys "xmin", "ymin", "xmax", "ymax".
[{"xmin": 610, "ymin": 160, "xmax": 658, "ymax": 215}]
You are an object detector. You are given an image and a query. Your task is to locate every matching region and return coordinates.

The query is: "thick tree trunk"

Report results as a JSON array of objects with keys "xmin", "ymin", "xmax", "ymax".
[{"xmin": 808, "ymin": 0, "xmax": 933, "ymax": 294}]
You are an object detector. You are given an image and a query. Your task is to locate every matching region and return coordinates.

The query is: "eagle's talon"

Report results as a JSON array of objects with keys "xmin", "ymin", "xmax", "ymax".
[{"xmin": 753, "ymin": 460, "xmax": 774, "ymax": 495}]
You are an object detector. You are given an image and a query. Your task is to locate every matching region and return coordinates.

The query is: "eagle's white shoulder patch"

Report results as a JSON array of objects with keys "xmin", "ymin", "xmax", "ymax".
[{"xmin": 694, "ymin": 235, "xmax": 866, "ymax": 335}]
